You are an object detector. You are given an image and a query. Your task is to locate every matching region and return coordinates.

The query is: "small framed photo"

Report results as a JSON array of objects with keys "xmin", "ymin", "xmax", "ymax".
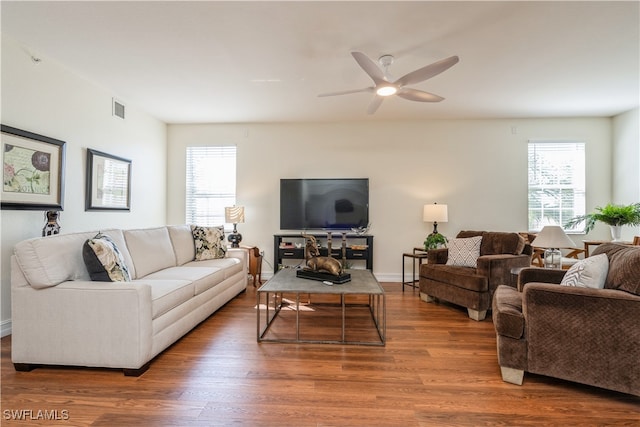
[
  {"xmin": 86, "ymin": 148, "xmax": 131, "ymax": 211},
  {"xmin": 2, "ymin": 125, "xmax": 66, "ymax": 210}
]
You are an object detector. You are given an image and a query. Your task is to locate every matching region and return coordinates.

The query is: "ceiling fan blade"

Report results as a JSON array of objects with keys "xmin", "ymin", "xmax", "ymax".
[
  {"xmin": 395, "ymin": 55, "xmax": 459, "ymax": 87},
  {"xmin": 318, "ymin": 87, "xmax": 374, "ymax": 97},
  {"xmin": 351, "ymin": 52, "xmax": 387, "ymax": 86},
  {"xmin": 397, "ymin": 88, "xmax": 444, "ymax": 102},
  {"xmin": 366, "ymin": 96, "xmax": 384, "ymax": 115}
]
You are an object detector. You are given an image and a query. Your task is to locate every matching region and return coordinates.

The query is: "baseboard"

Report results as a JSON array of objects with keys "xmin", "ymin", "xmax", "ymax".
[
  {"xmin": 1, "ymin": 319, "xmax": 12, "ymax": 337},
  {"xmin": 374, "ymin": 273, "xmax": 401, "ymax": 283}
]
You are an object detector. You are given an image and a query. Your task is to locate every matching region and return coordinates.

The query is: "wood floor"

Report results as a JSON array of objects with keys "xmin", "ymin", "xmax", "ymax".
[{"xmin": 2, "ymin": 282, "xmax": 638, "ymax": 426}]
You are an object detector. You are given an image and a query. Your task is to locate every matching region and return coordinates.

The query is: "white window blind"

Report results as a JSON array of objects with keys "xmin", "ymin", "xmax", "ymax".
[
  {"xmin": 185, "ymin": 146, "xmax": 236, "ymax": 226},
  {"xmin": 528, "ymin": 140, "xmax": 585, "ymax": 232}
]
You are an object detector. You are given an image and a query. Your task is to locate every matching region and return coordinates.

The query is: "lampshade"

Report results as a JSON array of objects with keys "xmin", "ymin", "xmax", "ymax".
[
  {"xmin": 423, "ymin": 204, "xmax": 448, "ymax": 223},
  {"xmin": 225, "ymin": 206, "xmax": 245, "ymax": 224},
  {"xmin": 531, "ymin": 225, "xmax": 575, "ymax": 249}
]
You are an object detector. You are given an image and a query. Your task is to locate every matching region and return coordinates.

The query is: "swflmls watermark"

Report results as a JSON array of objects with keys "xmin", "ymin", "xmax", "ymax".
[{"xmin": 3, "ymin": 409, "xmax": 70, "ymax": 421}]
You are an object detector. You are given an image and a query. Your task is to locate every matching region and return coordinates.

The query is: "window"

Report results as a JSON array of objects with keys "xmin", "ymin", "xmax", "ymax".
[
  {"xmin": 185, "ymin": 146, "xmax": 236, "ymax": 226},
  {"xmin": 528, "ymin": 140, "xmax": 585, "ymax": 232}
]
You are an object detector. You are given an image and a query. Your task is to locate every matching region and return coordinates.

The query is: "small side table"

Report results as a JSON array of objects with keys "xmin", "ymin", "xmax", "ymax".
[
  {"xmin": 240, "ymin": 245, "xmax": 263, "ymax": 286},
  {"xmin": 402, "ymin": 248, "xmax": 429, "ymax": 292}
]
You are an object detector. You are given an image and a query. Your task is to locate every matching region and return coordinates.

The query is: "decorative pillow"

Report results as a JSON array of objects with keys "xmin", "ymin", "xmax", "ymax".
[
  {"xmin": 82, "ymin": 232, "xmax": 131, "ymax": 282},
  {"xmin": 191, "ymin": 225, "xmax": 227, "ymax": 260},
  {"xmin": 446, "ymin": 236, "xmax": 483, "ymax": 268},
  {"xmin": 560, "ymin": 253, "xmax": 609, "ymax": 289}
]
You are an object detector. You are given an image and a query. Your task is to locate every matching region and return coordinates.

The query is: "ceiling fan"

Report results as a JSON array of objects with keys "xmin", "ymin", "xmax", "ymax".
[{"xmin": 319, "ymin": 52, "xmax": 459, "ymax": 114}]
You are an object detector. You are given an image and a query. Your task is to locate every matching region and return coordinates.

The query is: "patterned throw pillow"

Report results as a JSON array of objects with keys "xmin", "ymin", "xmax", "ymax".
[
  {"xmin": 82, "ymin": 232, "xmax": 131, "ymax": 282},
  {"xmin": 446, "ymin": 236, "xmax": 483, "ymax": 268},
  {"xmin": 191, "ymin": 225, "xmax": 227, "ymax": 260},
  {"xmin": 560, "ymin": 253, "xmax": 609, "ymax": 289}
]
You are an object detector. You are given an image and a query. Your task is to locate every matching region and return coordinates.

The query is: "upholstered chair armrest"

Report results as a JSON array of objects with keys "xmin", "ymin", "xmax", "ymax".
[
  {"xmin": 522, "ymin": 283, "xmax": 640, "ymax": 396},
  {"xmin": 427, "ymin": 248, "xmax": 448, "ymax": 264},
  {"xmin": 517, "ymin": 267, "xmax": 566, "ymax": 291},
  {"xmin": 476, "ymin": 254, "xmax": 532, "ymax": 290}
]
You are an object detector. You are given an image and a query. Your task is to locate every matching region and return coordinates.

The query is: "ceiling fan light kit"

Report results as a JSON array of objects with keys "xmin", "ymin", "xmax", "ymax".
[
  {"xmin": 319, "ymin": 51, "xmax": 459, "ymax": 114},
  {"xmin": 376, "ymin": 85, "xmax": 398, "ymax": 96}
]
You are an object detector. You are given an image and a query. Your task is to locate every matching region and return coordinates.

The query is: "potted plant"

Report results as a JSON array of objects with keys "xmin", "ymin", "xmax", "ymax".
[
  {"xmin": 424, "ymin": 233, "xmax": 447, "ymax": 250},
  {"xmin": 564, "ymin": 202, "xmax": 640, "ymax": 241}
]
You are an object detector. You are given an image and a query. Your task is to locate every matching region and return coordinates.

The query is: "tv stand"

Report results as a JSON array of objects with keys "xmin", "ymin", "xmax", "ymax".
[{"xmin": 274, "ymin": 233, "xmax": 373, "ymax": 271}]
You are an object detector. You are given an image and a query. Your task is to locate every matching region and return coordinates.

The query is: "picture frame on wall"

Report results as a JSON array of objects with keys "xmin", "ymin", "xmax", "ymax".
[
  {"xmin": 1, "ymin": 124, "xmax": 66, "ymax": 210},
  {"xmin": 86, "ymin": 148, "xmax": 131, "ymax": 211}
]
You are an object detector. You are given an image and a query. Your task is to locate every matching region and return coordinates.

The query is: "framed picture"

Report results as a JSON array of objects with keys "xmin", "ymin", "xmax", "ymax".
[
  {"xmin": 2, "ymin": 125, "xmax": 66, "ymax": 210},
  {"xmin": 86, "ymin": 148, "xmax": 131, "ymax": 211}
]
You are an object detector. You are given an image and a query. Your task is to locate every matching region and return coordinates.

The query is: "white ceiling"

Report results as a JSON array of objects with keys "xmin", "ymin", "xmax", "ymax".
[{"xmin": 2, "ymin": 1, "xmax": 638, "ymax": 124}]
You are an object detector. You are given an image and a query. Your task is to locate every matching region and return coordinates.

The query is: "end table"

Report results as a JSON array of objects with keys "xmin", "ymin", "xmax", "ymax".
[
  {"xmin": 240, "ymin": 245, "xmax": 263, "ymax": 286},
  {"xmin": 402, "ymin": 248, "xmax": 429, "ymax": 292}
]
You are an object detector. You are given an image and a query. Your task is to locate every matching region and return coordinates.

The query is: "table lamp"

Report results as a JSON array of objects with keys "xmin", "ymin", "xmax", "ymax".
[
  {"xmin": 423, "ymin": 203, "xmax": 448, "ymax": 235},
  {"xmin": 531, "ymin": 225, "xmax": 575, "ymax": 269},
  {"xmin": 225, "ymin": 206, "xmax": 245, "ymax": 248}
]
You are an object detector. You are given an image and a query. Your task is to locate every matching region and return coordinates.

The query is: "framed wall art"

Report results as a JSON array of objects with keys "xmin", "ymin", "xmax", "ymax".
[
  {"xmin": 86, "ymin": 148, "xmax": 131, "ymax": 211},
  {"xmin": 1, "ymin": 125, "xmax": 66, "ymax": 210}
]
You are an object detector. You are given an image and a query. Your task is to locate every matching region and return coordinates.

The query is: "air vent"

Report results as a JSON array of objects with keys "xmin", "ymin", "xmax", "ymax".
[{"xmin": 112, "ymin": 98, "xmax": 125, "ymax": 119}]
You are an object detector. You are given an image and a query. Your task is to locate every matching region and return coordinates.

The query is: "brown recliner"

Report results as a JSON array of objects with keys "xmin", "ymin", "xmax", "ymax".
[
  {"xmin": 419, "ymin": 231, "xmax": 532, "ymax": 321},
  {"xmin": 492, "ymin": 243, "xmax": 640, "ymax": 396}
]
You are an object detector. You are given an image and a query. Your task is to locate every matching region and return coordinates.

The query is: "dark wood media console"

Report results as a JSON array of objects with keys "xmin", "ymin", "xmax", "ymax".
[{"xmin": 274, "ymin": 233, "xmax": 374, "ymax": 270}]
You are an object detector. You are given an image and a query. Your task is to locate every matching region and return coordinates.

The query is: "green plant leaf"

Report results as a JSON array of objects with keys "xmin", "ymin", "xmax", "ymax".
[{"xmin": 564, "ymin": 202, "xmax": 640, "ymax": 233}]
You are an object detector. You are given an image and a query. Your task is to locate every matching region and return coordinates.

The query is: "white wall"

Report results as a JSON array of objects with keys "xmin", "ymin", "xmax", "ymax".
[
  {"xmin": 0, "ymin": 36, "xmax": 167, "ymax": 336},
  {"xmin": 612, "ymin": 107, "xmax": 640, "ymax": 241},
  {"xmin": 167, "ymin": 118, "xmax": 613, "ymax": 281}
]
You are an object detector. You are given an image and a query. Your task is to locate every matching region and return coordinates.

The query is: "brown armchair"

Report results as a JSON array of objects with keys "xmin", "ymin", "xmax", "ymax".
[
  {"xmin": 492, "ymin": 243, "xmax": 640, "ymax": 396},
  {"xmin": 419, "ymin": 231, "xmax": 532, "ymax": 321}
]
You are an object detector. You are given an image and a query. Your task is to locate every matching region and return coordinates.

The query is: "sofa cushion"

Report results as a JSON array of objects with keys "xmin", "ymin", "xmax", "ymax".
[
  {"xmin": 168, "ymin": 225, "xmax": 196, "ymax": 265},
  {"xmin": 560, "ymin": 254, "xmax": 608, "ymax": 289},
  {"xmin": 446, "ymin": 236, "xmax": 482, "ymax": 267},
  {"xmin": 191, "ymin": 225, "xmax": 227, "ymax": 260},
  {"xmin": 492, "ymin": 285, "xmax": 524, "ymax": 339},
  {"xmin": 124, "ymin": 227, "xmax": 177, "ymax": 278},
  {"xmin": 421, "ymin": 264, "xmax": 488, "ymax": 292},
  {"xmin": 458, "ymin": 231, "xmax": 525, "ymax": 256},
  {"xmin": 144, "ymin": 266, "xmax": 225, "ymax": 295},
  {"xmin": 13, "ymin": 229, "xmax": 131, "ymax": 289},
  {"xmin": 184, "ymin": 257, "xmax": 243, "ymax": 279},
  {"xmin": 592, "ymin": 243, "xmax": 640, "ymax": 295},
  {"xmin": 82, "ymin": 232, "xmax": 132, "ymax": 282}
]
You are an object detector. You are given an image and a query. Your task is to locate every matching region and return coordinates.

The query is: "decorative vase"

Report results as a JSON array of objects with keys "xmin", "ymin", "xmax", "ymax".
[
  {"xmin": 610, "ymin": 225, "xmax": 622, "ymax": 242},
  {"xmin": 42, "ymin": 210, "xmax": 61, "ymax": 237}
]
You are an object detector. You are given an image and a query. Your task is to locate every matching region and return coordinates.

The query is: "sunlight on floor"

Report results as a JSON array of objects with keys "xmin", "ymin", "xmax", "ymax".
[{"xmin": 254, "ymin": 298, "xmax": 316, "ymax": 312}]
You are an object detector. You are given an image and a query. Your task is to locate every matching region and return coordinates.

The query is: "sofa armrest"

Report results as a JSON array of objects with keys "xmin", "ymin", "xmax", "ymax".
[
  {"xmin": 517, "ymin": 267, "xmax": 566, "ymax": 291},
  {"xmin": 11, "ymin": 280, "xmax": 153, "ymax": 370},
  {"xmin": 476, "ymin": 254, "xmax": 532, "ymax": 290},
  {"xmin": 226, "ymin": 248, "xmax": 247, "ymax": 264},
  {"xmin": 427, "ymin": 248, "xmax": 448, "ymax": 264},
  {"xmin": 226, "ymin": 248, "xmax": 248, "ymax": 278},
  {"xmin": 522, "ymin": 283, "xmax": 640, "ymax": 395}
]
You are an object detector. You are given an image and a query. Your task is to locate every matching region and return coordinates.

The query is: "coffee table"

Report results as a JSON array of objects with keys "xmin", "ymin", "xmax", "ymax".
[{"xmin": 257, "ymin": 268, "xmax": 385, "ymax": 346}]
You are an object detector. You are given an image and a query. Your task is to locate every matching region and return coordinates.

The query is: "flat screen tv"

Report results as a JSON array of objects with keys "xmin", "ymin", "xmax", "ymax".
[{"xmin": 280, "ymin": 178, "xmax": 369, "ymax": 231}]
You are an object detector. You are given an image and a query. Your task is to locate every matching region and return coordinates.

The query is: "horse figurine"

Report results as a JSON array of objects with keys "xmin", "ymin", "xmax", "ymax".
[{"xmin": 302, "ymin": 234, "xmax": 343, "ymax": 276}]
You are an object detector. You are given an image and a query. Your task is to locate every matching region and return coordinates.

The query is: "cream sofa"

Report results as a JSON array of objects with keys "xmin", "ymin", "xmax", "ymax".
[{"xmin": 10, "ymin": 225, "xmax": 247, "ymax": 376}]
